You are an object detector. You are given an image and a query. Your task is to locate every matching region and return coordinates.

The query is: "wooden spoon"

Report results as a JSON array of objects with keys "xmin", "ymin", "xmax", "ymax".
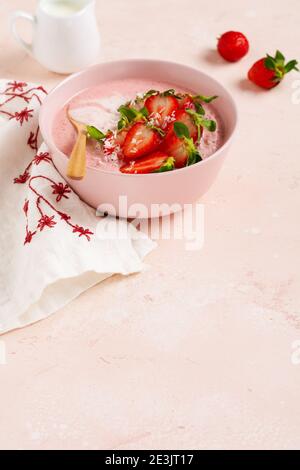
[{"xmin": 66, "ymin": 108, "xmax": 87, "ymax": 180}]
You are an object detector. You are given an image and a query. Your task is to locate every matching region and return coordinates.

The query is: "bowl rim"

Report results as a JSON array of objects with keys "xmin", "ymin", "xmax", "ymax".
[{"xmin": 39, "ymin": 58, "xmax": 238, "ymax": 178}]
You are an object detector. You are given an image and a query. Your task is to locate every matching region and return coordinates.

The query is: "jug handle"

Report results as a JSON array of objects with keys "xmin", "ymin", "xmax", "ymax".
[{"xmin": 10, "ymin": 11, "xmax": 35, "ymax": 56}]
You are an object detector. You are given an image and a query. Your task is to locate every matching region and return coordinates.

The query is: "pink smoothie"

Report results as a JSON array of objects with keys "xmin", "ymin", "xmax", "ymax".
[{"xmin": 53, "ymin": 78, "xmax": 225, "ymax": 172}]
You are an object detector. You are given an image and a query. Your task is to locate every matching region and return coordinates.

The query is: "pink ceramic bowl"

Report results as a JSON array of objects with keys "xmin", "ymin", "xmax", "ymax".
[{"xmin": 39, "ymin": 59, "xmax": 238, "ymax": 218}]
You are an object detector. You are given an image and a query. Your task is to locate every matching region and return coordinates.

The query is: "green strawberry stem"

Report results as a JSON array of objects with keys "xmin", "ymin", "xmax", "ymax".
[
  {"xmin": 265, "ymin": 50, "xmax": 299, "ymax": 82},
  {"xmin": 155, "ymin": 157, "xmax": 175, "ymax": 173},
  {"xmin": 147, "ymin": 123, "xmax": 165, "ymax": 137},
  {"xmin": 183, "ymin": 137, "xmax": 202, "ymax": 165},
  {"xmin": 162, "ymin": 89, "xmax": 182, "ymax": 98}
]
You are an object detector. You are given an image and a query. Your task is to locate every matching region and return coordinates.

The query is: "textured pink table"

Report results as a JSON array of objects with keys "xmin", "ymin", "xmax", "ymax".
[{"xmin": 1, "ymin": 0, "xmax": 300, "ymax": 450}]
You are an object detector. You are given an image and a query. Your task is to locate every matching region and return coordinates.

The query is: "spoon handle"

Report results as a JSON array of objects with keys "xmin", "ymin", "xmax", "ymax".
[{"xmin": 67, "ymin": 130, "xmax": 87, "ymax": 180}]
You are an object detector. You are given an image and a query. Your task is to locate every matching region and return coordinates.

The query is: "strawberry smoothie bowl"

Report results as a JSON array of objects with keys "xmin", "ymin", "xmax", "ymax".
[{"xmin": 39, "ymin": 60, "xmax": 238, "ymax": 218}]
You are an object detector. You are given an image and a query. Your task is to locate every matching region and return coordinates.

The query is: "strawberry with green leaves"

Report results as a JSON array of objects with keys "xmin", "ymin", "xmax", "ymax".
[
  {"xmin": 120, "ymin": 152, "xmax": 175, "ymax": 174},
  {"xmin": 166, "ymin": 109, "xmax": 199, "ymax": 143},
  {"xmin": 165, "ymin": 107, "xmax": 216, "ymax": 146},
  {"xmin": 163, "ymin": 122, "xmax": 202, "ymax": 168},
  {"xmin": 248, "ymin": 50, "xmax": 299, "ymax": 89}
]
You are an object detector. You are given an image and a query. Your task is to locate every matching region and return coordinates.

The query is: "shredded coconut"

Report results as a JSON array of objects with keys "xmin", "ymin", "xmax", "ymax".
[
  {"xmin": 148, "ymin": 112, "xmax": 161, "ymax": 127},
  {"xmin": 103, "ymin": 133, "xmax": 122, "ymax": 165},
  {"xmin": 162, "ymin": 110, "xmax": 176, "ymax": 129}
]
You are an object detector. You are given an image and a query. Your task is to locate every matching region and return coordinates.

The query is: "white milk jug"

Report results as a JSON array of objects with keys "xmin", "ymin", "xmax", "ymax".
[{"xmin": 11, "ymin": 0, "xmax": 101, "ymax": 74}]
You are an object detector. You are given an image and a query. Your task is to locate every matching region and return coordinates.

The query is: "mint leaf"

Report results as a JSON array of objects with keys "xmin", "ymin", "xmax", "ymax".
[
  {"xmin": 174, "ymin": 122, "xmax": 190, "ymax": 139},
  {"xmin": 87, "ymin": 125, "xmax": 106, "ymax": 141},
  {"xmin": 172, "ymin": 122, "xmax": 202, "ymax": 166},
  {"xmin": 193, "ymin": 94, "xmax": 218, "ymax": 103},
  {"xmin": 118, "ymin": 118, "xmax": 126, "ymax": 130},
  {"xmin": 117, "ymin": 105, "xmax": 148, "ymax": 129},
  {"xmin": 194, "ymin": 102, "xmax": 205, "ymax": 115},
  {"xmin": 201, "ymin": 119, "xmax": 217, "ymax": 132},
  {"xmin": 186, "ymin": 109, "xmax": 202, "ymax": 143},
  {"xmin": 118, "ymin": 105, "xmax": 138, "ymax": 122},
  {"xmin": 186, "ymin": 109, "xmax": 217, "ymax": 141}
]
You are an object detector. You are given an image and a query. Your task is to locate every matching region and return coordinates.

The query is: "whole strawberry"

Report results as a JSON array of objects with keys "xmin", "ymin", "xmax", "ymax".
[
  {"xmin": 217, "ymin": 31, "xmax": 249, "ymax": 62},
  {"xmin": 248, "ymin": 50, "xmax": 299, "ymax": 89}
]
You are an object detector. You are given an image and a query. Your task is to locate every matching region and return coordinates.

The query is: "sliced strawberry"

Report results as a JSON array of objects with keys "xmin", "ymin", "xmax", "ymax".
[
  {"xmin": 178, "ymin": 95, "xmax": 195, "ymax": 110},
  {"xmin": 163, "ymin": 124, "xmax": 202, "ymax": 169},
  {"xmin": 115, "ymin": 128, "xmax": 128, "ymax": 147},
  {"xmin": 120, "ymin": 151, "xmax": 175, "ymax": 174},
  {"xmin": 145, "ymin": 94, "xmax": 179, "ymax": 124},
  {"xmin": 163, "ymin": 134, "xmax": 189, "ymax": 168},
  {"xmin": 122, "ymin": 122, "xmax": 161, "ymax": 160},
  {"xmin": 165, "ymin": 109, "xmax": 198, "ymax": 143}
]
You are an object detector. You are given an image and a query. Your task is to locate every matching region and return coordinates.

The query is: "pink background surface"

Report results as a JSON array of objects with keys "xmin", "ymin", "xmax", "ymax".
[{"xmin": 1, "ymin": 0, "xmax": 300, "ymax": 450}]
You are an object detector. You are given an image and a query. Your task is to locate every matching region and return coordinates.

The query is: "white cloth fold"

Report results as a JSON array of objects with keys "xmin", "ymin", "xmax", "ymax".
[{"xmin": 0, "ymin": 80, "xmax": 155, "ymax": 334}]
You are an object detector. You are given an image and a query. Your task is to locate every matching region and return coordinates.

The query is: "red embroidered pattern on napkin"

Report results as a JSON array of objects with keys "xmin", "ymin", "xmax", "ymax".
[{"xmin": 0, "ymin": 81, "xmax": 93, "ymax": 244}]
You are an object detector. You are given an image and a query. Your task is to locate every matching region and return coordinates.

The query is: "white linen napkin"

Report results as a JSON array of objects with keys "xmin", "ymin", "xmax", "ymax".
[{"xmin": 0, "ymin": 80, "xmax": 155, "ymax": 334}]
